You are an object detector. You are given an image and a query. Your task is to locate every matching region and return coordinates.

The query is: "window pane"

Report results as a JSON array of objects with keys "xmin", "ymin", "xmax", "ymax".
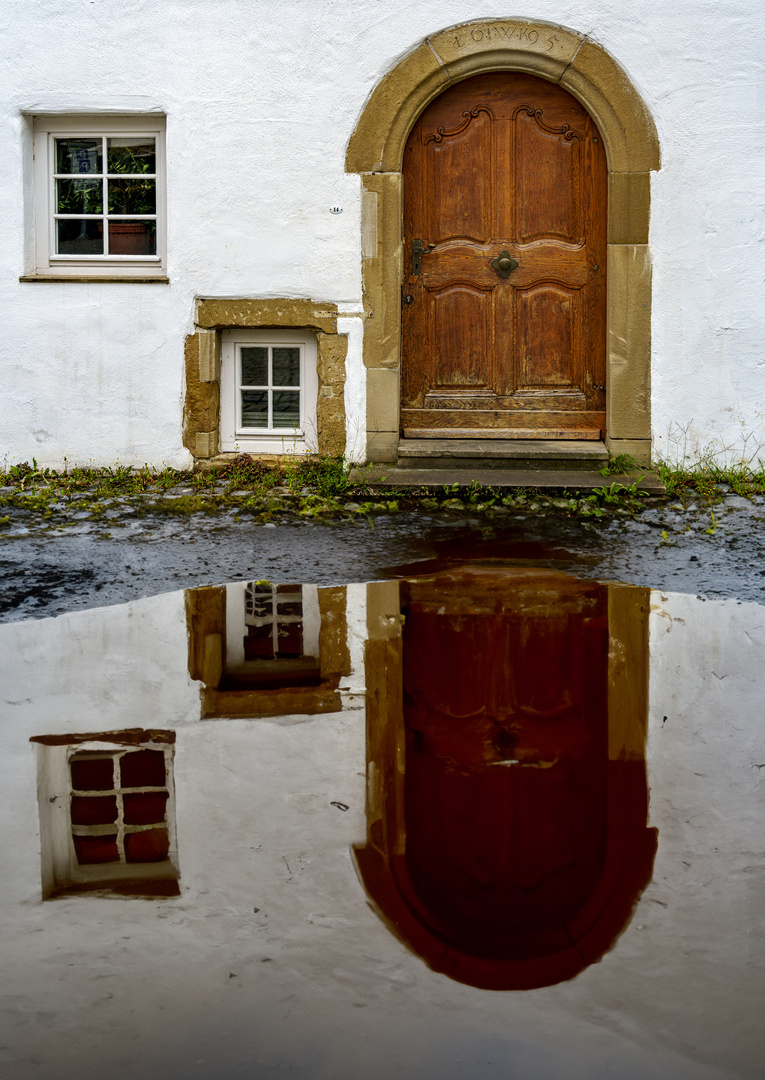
[
  {"xmin": 56, "ymin": 137, "xmax": 102, "ymax": 175},
  {"xmin": 57, "ymin": 218, "xmax": 103, "ymax": 255},
  {"xmin": 273, "ymin": 391, "xmax": 300, "ymax": 428},
  {"xmin": 108, "ymin": 220, "xmax": 156, "ymax": 255},
  {"xmin": 272, "ymin": 347, "xmax": 300, "ymax": 387},
  {"xmin": 125, "ymin": 828, "xmax": 170, "ymax": 863},
  {"xmin": 120, "ymin": 749, "xmax": 166, "ymax": 787},
  {"xmin": 245, "ymin": 623, "xmax": 275, "ymax": 659},
  {"xmin": 241, "ymin": 347, "xmax": 268, "ymax": 386},
  {"xmin": 276, "ymin": 622, "xmax": 303, "ymax": 657},
  {"xmin": 107, "ymin": 137, "xmax": 156, "ymax": 174},
  {"xmin": 56, "ymin": 178, "xmax": 103, "ymax": 215},
  {"xmin": 73, "ymin": 834, "xmax": 119, "ymax": 864},
  {"xmin": 107, "ymin": 178, "xmax": 156, "ymax": 215},
  {"xmin": 241, "ymin": 390, "xmax": 269, "ymax": 428},
  {"xmin": 70, "ymin": 795, "xmax": 119, "ymax": 825},
  {"xmin": 70, "ymin": 756, "xmax": 114, "ymax": 791},
  {"xmin": 123, "ymin": 792, "xmax": 169, "ymax": 825}
]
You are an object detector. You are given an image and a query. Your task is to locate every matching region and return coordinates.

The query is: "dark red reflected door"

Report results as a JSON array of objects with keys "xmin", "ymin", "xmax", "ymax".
[{"xmin": 355, "ymin": 569, "xmax": 657, "ymax": 990}]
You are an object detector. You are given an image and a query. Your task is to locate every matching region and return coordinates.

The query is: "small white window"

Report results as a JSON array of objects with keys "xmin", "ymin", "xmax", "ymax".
[
  {"xmin": 220, "ymin": 329, "xmax": 318, "ymax": 454},
  {"xmin": 29, "ymin": 115, "xmax": 166, "ymax": 279}
]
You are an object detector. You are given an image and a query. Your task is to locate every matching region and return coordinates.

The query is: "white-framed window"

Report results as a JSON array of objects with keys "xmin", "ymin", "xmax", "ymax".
[
  {"xmin": 220, "ymin": 328, "xmax": 319, "ymax": 454},
  {"xmin": 34, "ymin": 733, "xmax": 180, "ymax": 898},
  {"xmin": 30, "ymin": 114, "xmax": 166, "ymax": 279}
]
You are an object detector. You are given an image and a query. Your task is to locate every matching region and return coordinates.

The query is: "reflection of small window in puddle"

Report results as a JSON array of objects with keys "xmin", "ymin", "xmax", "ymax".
[
  {"xmin": 222, "ymin": 582, "xmax": 321, "ymax": 690},
  {"xmin": 32, "ymin": 731, "xmax": 179, "ymax": 899}
]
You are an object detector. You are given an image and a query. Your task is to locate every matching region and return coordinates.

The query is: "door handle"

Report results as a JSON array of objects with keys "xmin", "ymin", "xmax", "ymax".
[
  {"xmin": 490, "ymin": 250, "xmax": 519, "ymax": 278},
  {"xmin": 412, "ymin": 239, "xmax": 434, "ymax": 276}
]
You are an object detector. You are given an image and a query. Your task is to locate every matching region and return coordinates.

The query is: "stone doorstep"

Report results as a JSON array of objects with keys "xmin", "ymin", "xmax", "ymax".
[
  {"xmin": 352, "ymin": 465, "xmax": 666, "ymax": 494},
  {"xmin": 396, "ymin": 438, "xmax": 609, "ymax": 471}
]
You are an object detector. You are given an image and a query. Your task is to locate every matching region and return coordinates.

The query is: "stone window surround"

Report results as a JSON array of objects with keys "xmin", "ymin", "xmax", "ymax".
[
  {"xmin": 346, "ymin": 19, "xmax": 661, "ymax": 464},
  {"xmin": 184, "ymin": 299, "xmax": 348, "ymax": 462}
]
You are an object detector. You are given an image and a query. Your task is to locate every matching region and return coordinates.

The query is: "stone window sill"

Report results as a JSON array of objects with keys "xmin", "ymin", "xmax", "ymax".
[{"xmin": 20, "ymin": 274, "xmax": 169, "ymax": 284}]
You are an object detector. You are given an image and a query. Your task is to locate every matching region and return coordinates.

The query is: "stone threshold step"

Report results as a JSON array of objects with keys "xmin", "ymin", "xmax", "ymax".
[
  {"xmin": 352, "ymin": 466, "xmax": 666, "ymax": 494},
  {"xmin": 397, "ymin": 438, "xmax": 609, "ymax": 471}
]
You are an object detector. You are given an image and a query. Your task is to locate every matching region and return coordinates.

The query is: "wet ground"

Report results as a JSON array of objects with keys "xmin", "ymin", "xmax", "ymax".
[{"xmin": 1, "ymin": 492, "xmax": 764, "ymax": 622}]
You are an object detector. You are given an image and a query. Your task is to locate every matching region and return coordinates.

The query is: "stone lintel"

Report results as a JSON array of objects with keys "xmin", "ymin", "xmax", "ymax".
[{"xmin": 196, "ymin": 298, "xmax": 338, "ymax": 334}]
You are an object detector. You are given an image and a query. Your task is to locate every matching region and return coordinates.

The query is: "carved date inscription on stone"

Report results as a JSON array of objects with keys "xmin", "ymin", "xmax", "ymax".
[{"xmin": 450, "ymin": 25, "xmax": 560, "ymax": 51}]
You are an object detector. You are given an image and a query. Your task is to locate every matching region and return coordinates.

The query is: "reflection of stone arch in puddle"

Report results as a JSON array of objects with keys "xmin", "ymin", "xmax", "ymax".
[{"xmin": 355, "ymin": 569, "xmax": 658, "ymax": 990}]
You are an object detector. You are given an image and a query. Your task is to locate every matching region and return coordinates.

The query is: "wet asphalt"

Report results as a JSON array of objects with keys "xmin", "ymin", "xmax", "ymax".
[{"xmin": 1, "ymin": 493, "xmax": 764, "ymax": 622}]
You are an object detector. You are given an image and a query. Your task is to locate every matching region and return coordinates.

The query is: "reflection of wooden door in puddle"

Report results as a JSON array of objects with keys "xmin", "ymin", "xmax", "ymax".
[
  {"xmin": 402, "ymin": 573, "xmax": 609, "ymax": 956},
  {"xmin": 354, "ymin": 570, "xmax": 658, "ymax": 990},
  {"xmin": 402, "ymin": 73, "xmax": 607, "ymax": 440}
]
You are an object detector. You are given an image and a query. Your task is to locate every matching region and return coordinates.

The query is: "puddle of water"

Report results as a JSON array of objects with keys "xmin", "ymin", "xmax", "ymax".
[{"xmin": 0, "ymin": 563, "xmax": 762, "ymax": 1079}]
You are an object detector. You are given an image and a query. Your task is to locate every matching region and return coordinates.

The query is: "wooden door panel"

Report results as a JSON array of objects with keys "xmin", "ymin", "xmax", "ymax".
[
  {"xmin": 515, "ymin": 112, "xmax": 582, "ymax": 244},
  {"xmin": 427, "ymin": 113, "xmax": 493, "ymax": 243},
  {"xmin": 402, "ymin": 72, "xmax": 607, "ymax": 440},
  {"xmin": 433, "ymin": 284, "xmax": 492, "ymax": 388},
  {"xmin": 400, "ymin": 408, "xmax": 605, "ymax": 439},
  {"xmin": 517, "ymin": 283, "xmax": 583, "ymax": 390},
  {"xmin": 422, "ymin": 245, "xmax": 587, "ymax": 289}
]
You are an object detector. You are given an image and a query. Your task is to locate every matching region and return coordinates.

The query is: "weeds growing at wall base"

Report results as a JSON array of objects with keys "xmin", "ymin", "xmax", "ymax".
[
  {"xmin": 0, "ymin": 452, "xmax": 655, "ymax": 530},
  {"xmin": 1, "ymin": 448, "xmax": 762, "ymax": 536}
]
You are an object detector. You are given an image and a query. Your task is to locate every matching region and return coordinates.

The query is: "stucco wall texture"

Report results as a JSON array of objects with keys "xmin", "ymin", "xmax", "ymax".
[{"xmin": 1, "ymin": 0, "xmax": 763, "ymax": 468}]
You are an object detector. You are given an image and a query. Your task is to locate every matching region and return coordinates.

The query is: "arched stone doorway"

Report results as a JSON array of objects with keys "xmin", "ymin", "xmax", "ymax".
[{"xmin": 346, "ymin": 20, "xmax": 660, "ymax": 464}]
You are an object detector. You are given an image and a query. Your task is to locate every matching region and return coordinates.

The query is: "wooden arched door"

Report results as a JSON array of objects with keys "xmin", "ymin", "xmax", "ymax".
[{"xmin": 401, "ymin": 73, "xmax": 607, "ymax": 441}]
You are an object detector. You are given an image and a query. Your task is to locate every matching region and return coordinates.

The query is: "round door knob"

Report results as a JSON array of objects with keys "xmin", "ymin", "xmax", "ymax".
[{"xmin": 490, "ymin": 250, "xmax": 519, "ymax": 277}]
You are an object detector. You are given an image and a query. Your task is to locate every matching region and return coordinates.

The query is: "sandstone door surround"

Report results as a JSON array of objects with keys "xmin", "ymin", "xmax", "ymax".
[{"xmin": 347, "ymin": 19, "xmax": 660, "ymax": 464}]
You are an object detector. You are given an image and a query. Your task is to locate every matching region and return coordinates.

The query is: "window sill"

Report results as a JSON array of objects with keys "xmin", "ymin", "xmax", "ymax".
[{"xmin": 20, "ymin": 274, "xmax": 169, "ymax": 284}]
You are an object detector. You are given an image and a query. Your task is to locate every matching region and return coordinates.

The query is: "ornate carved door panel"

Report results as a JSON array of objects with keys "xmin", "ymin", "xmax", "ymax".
[{"xmin": 401, "ymin": 73, "xmax": 607, "ymax": 440}]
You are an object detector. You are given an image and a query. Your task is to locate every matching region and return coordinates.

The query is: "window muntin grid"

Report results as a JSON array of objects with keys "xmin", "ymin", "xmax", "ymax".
[
  {"xmin": 68, "ymin": 747, "xmax": 171, "ymax": 866},
  {"xmin": 237, "ymin": 343, "xmax": 302, "ymax": 433},
  {"xmin": 51, "ymin": 133, "xmax": 159, "ymax": 260},
  {"xmin": 244, "ymin": 582, "xmax": 305, "ymax": 659}
]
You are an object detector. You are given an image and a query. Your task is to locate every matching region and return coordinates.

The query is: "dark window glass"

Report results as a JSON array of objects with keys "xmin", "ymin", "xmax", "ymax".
[
  {"xmin": 57, "ymin": 219, "xmax": 103, "ymax": 255},
  {"xmin": 70, "ymin": 795, "xmax": 119, "ymax": 825},
  {"xmin": 125, "ymin": 828, "xmax": 170, "ymax": 863},
  {"xmin": 120, "ymin": 749, "xmax": 167, "ymax": 788},
  {"xmin": 245, "ymin": 623, "xmax": 275, "ymax": 659},
  {"xmin": 272, "ymin": 347, "xmax": 300, "ymax": 387},
  {"xmin": 70, "ymin": 757, "xmax": 114, "ymax": 791},
  {"xmin": 241, "ymin": 390, "xmax": 269, "ymax": 428},
  {"xmin": 123, "ymin": 792, "xmax": 169, "ymax": 825},
  {"xmin": 56, "ymin": 138, "xmax": 102, "ymax": 175},
  {"xmin": 276, "ymin": 622, "xmax": 303, "ymax": 658},
  {"xmin": 241, "ymin": 347, "xmax": 268, "ymax": 386},
  {"xmin": 73, "ymin": 834, "xmax": 119, "ymax": 864},
  {"xmin": 107, "ymin": 178, "xmax": 156, "ymax": 215},
  {"xmin": 273, "ymin": 391, "xmax": 300, "ymax": 428},
  {"xmin": 56, "ymin": 178, "xmax": 102, "ymax": 215},
  {"xmin": 107, "ymin": 137, "xmax": 156, "ymax": 174}
]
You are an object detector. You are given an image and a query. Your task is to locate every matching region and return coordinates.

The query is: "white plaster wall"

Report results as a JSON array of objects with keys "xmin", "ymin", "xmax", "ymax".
[{"xmin": 1, "ymin": 0, "xmax": 764, "ymax": 467}]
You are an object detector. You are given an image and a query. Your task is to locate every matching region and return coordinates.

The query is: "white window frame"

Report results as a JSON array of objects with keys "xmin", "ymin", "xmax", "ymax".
[
  {"xmin": 31, "ymin": 114, "xmax": 166, "ymax": 279},
  {"xmin": 35, "ymin": 736, "xmax": 179, "ymax": 899},
  {"xmin": 220, "ymin": 328, "xmax": 319, "ymax": 454}
]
